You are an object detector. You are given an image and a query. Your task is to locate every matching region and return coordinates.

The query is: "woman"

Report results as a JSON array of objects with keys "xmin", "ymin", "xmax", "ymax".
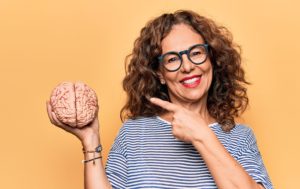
[{"xmin": 47, "ymin": 10, "xmax": 273, "ymax": 189}]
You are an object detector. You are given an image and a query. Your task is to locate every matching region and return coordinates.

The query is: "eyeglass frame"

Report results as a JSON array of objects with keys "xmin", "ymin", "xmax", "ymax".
[{"xmin": 157, "ymin": 43, "xmax": 209, "ymax": 72}]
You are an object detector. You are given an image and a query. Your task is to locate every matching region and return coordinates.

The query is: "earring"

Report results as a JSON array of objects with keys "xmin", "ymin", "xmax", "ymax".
[{"xmin": 160, "ymin": 80, "xmax": 166, "ymax": 85}]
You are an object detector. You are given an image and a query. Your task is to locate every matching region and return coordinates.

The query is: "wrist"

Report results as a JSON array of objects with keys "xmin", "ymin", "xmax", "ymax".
[
  {"xmin": 192, "ymin": 127, "xmax": 214, "ymax": 146},
  {"xmin": 81, "ymin": 143, "xmax": 103, "ymax": 165},
  {"xmin": 81, "ymin": 133, "xmax": 101, "ymax": 150}
]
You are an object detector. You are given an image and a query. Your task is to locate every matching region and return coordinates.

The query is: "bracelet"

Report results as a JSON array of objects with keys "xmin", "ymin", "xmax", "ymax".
[
  {"xmin": 82, "ymin": 144, "xmax": 102, "ymax": 165},
  {"xmin": 82, "ymin": 156, "xmax": 102, "ymax": 165},
  {"xmin": 82, "ymin": 144, "xmax": 102, "ymax": 154}
]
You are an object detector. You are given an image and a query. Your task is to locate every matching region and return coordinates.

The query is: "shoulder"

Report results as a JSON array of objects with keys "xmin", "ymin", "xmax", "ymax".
[
  {"xmin": 212, "ymin": 123, "xmax": 254, "ymax": 138},
  {"xmin": 110, "ymin": 117, "xmax": 157, "ymax": 152},
  {"xmin": 233, "ymin": 123, "xmax": 256, "ymax": 140},
  {"xmin": 120, "ymin": 116, "xmax": 161, "ymax": 132},
  {"xmin": 211, "ymin": 123, "xmax": 257, "ymax": 150},
  {"xmin": 122, "ymin": 116, "xmax": 158, "ymax": 128},
  {"xmin": 231, "ymin": 124, "xmax": 254, "ymax": 136},
  {"xmin": 123, "ymin": 116, "xmax": 157, "ymax": 125},
  {"xmin": 229, "ymin": 123, "xmax": 257, "ymax": 144},
  {"xmin": 228, "ymin": 124, "xmax": 258, "ymax": 152}
]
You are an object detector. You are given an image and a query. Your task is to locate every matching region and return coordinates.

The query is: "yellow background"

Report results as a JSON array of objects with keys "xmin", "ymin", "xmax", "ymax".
[{"xmin": 0, "ymin": 0, "xmax": 299, "ymax": 188}]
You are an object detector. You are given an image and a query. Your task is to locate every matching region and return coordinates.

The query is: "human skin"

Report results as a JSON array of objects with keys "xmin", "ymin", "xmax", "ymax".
[
  {"xmin": 156, "ymin": 24, "xmax": 215, "ymax": 125},
  {"xmin": 46, "ymin": 23, "xmax": 265, "ymax": 189},
  {"xmin": 46, "ymin": 101, "xmax": 112, "ymax": 189},
  {"xmin": 152, "ymin": 23, "xmax": 265, "ymax": 189}
]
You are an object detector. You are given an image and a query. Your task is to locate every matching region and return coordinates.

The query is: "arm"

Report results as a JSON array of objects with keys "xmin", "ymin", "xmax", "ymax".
[
  {"xmin": 192, "ymin": 128, "xmax": 264, "ymax": 189},
  {"xmin": 82, "ymin": 134, "xmax": 112, "ymax": 189},
  {"xmin": 46, "ymin": 101, "xmax": 112, "ymax": 189},
  {"xmin": 150, "ymin": 98, "xmax": 267, "ymax": 189}
]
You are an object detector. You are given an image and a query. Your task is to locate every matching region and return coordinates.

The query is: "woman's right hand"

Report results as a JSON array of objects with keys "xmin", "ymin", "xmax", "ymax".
[
  {"xmin": 46, "ymin": 100, "xmax": 100, "ymax": 146},
  {"xmin": 47, "ymin": 101, "xmax": 112, "ymax": 189}
]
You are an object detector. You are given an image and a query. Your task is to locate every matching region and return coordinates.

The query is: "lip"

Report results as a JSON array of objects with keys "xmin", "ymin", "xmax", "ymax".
[
  {"xmin": 180, "ymin": 75, "xmax": 202, "ymax": 88},
  {"xmin": 180, "ymin": 75, "xmax": 202, "ymax": 82}
]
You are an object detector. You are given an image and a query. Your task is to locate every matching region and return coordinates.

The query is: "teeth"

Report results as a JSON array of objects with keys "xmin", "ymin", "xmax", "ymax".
[{"xmin": 182, "ymin": 77, "xmax": 199, "ymax": 84}]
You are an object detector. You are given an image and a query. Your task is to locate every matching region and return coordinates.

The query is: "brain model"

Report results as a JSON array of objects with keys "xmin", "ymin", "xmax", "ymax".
[{"xmin": 50, "ymin": 82, "xmax": 98, "ymax": 128}]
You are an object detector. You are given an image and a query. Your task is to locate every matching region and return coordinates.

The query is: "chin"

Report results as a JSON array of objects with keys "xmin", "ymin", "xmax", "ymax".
[{"xmin": 170, "ymin": 92, "xmax": 207, "ymax": 104}]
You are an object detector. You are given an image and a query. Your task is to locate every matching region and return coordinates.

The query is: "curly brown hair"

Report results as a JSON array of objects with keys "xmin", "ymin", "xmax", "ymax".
[{"xmin": 121, "ymin": 10, "xmax": 250, "ymax": 132}]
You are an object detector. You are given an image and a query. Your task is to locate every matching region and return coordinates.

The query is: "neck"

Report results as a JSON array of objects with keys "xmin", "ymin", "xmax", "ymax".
[{"xmin": 160, "ymin": 94, "xmax": 216, "ymax": 125}]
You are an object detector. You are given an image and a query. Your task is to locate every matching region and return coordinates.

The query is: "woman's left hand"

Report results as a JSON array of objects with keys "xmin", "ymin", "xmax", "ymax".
[{"xmin": 150, "ymin": 97, "xmax": 212, "ymax": 144}]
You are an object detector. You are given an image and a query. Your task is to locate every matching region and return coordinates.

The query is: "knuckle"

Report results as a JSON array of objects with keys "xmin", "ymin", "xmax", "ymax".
[
  {"xmin": 172, "ymin": 128, "xmax": 180, "ymax": 137},
  {"xmin": 172, "ymin": 129, "xmax": 177, "ymax": 136}
]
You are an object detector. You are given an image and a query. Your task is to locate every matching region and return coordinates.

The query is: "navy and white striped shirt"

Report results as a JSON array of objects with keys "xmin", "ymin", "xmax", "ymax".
[{"xmin": 106, "ymin": 116, "xmax": 273, "ymax": 189}]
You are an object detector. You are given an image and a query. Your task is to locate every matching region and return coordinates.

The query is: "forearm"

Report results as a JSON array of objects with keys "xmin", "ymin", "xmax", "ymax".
[
  {"xmin": 193, "ymin": 130, "xmax": 261, "ymax": 189},
  {"xmin": 82, "ymin": 134, "xmax": 112, "ymax": 189}
]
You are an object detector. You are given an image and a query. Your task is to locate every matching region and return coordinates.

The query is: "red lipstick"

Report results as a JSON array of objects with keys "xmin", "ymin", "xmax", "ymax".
[{"xmin": 180, "ymin": 75, "xmax": 202, "ymax": 88}]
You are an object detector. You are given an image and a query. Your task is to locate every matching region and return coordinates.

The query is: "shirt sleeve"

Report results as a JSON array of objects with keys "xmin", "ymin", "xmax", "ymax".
[
  {"xmin": 235, "ymin": 127, "xmax": 273, "ymax": 189},
  {"xmin": 105, "ymin": 125, "xmax": 127, "ymax": 189}
]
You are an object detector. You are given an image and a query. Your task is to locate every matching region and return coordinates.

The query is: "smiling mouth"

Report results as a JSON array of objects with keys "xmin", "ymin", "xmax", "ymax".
[{"xmin": 180, "ymin": 75, "xmax": 202, "ymax": 88}]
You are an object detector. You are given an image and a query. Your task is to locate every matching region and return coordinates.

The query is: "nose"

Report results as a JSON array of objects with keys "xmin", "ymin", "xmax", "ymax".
[{"xmin": 180, "ymin": 54, "xmax": 195, "ymax": 73}]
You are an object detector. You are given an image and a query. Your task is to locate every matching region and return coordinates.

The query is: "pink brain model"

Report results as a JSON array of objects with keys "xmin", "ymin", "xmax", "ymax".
[{"xmin": 50, "ymin": 82, "xmax": 98, "ymax": 128}]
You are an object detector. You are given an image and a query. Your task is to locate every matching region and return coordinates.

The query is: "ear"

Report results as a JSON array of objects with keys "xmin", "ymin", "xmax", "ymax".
[{"xmin": 156, "ymin": 70, "xmax": 166, "ymax": 85}]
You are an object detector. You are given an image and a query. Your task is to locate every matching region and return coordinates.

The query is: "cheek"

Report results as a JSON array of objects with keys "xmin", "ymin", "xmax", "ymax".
[
  {"xmin": 201, "ymin": 62, "xmax": 213, "ymax": 86},
  {"xmin": 162, "ymin": 71, "xmax": 178, "ymax": 83},
  {"xmin": 207, "ymin": 65, "xmax": 213, "ymax": 79},
  {"xmin": 198, "ymin": 61, "xmax": 213, "ymax": 76}
]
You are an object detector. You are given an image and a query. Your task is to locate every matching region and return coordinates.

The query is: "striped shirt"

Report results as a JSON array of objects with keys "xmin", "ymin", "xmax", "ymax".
[{"xmin": 105, "ymin": 116, "xmax": 273, "ymax": 189}]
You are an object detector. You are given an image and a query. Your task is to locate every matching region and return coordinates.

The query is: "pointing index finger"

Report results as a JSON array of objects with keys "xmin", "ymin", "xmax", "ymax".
[{"xmin": 149, "ymin": 97, "xmax": 178, "ymax": 112}]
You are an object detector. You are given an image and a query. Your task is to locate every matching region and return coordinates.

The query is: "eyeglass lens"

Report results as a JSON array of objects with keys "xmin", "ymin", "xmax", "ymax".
[{"xmin": 161, "ymin": 45, "xmax": 207, "ymax": 71}]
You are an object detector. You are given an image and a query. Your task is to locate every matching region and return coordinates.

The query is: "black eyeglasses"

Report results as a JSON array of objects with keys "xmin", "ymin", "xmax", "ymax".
[{"xmin": 157, "ymin": 44, "xmax": 209, "ymax": 72}]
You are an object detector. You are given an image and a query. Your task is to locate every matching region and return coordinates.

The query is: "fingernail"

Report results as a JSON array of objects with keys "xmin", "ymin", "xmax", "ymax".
[{"xmin": 145, "ymin": 95, "xmax": 151, "ymax": 101}]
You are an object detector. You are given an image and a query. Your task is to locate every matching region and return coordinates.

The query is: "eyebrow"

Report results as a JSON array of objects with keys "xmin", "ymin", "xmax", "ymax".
[{"xmin": 162, "ymin": 43, "xmax": 205, "ymax": 54}]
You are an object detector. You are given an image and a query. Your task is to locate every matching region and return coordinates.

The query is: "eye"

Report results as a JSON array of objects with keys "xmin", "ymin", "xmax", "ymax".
[
  {"xmin": 190, "ymin": 51, "xmax": 202, "ymax": 57},
  {"xmin": 167, "ymin": 56, "xmax": 179, "ymax": 63},
  {"xmin": 163, "ymin": 54, "xmax": 180, "ymax": 64},
  {"xmin": 190, "ymin": 46, "xmax": 206, "ymax": 58}
]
